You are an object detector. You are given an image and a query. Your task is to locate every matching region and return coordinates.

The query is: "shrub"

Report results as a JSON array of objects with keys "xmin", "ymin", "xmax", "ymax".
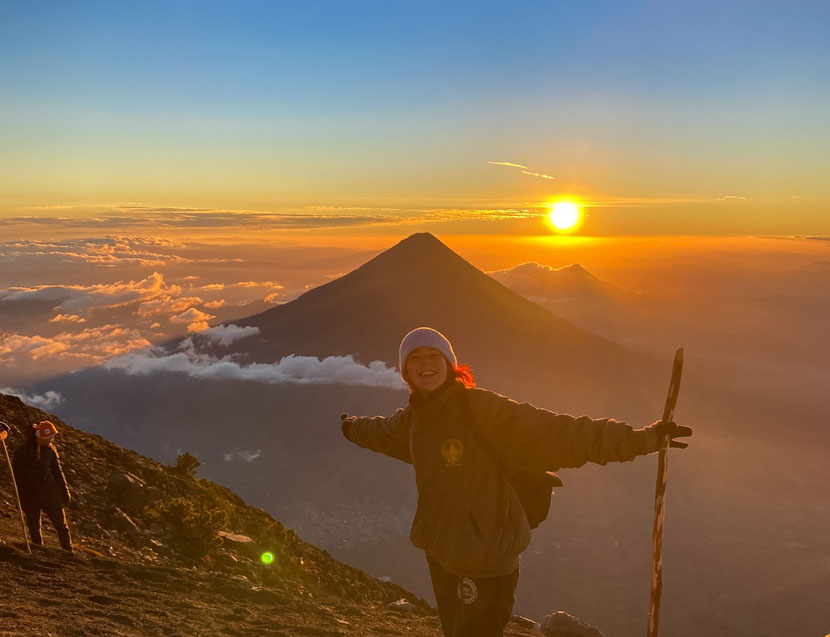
[
  {"xmin": 172, "ymin": 452, "xmax": 201, "ymax": 476},
  {"xmin": 147, "ymin": 496, "xmax": 229, "ymax": 559}
]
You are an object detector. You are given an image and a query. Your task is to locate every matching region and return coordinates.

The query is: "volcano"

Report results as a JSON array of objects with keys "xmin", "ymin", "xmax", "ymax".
[{"xmin": 216, "ymin": 233, "xmax": 656, "ymax": 415}]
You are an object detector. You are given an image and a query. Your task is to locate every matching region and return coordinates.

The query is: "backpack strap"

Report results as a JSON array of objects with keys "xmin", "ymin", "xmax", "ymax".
[
  {"xmin": 456, "ymin": 390, "xmax": 563, "ymax": 487},
  {"xmin": 456, "ymin": 388, "xmax": 512, "ymax": 479}
]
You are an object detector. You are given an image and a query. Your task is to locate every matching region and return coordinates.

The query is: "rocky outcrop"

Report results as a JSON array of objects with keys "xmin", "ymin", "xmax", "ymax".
[{"xmin": 108, "ymin": 471, "xmax": 163, "ymax": 513}]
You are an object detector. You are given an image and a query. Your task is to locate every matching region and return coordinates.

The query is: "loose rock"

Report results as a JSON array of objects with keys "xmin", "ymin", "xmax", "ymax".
[{"xmin": 541, "ymin": 611, "xmax": 604, "ymax": 637}]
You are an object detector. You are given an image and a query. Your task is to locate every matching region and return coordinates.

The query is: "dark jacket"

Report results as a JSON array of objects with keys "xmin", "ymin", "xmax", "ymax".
[
  {"xmin": 343, "ymin": 380, "xmax": 654, "ymax": 577},
  {"xmin": 12, "ymin": 440, "xmax": 71, "ymax": 508}
]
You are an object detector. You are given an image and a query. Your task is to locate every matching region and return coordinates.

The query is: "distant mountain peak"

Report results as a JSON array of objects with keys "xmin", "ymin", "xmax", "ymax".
[
  {"xmin": 340, "ymin": 231, "xmax": 477, "ymax": 281},
  {"xmin": 381, "ymin": 232, "xmax": 455, "ymax": 258},
  {"xmin": 399, "ymin": 232, "xmax": 440, "ymax": 244},
  {"xmin": 492, "ymin": 261, "xmax": 595, "ymax": 279},
  {"xmin": 489, "ymin": 260, "xmax": 625, "ymax": 304},
  {"xmin": 558, "ymin": 262, "xmax": 588, "ymax": 273}
]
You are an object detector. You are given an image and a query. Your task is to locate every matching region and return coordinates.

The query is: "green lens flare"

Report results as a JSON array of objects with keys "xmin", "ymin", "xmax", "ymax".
[{"xmin": 260, "ymin": 551, "xmax": 275, "ymax": 565}]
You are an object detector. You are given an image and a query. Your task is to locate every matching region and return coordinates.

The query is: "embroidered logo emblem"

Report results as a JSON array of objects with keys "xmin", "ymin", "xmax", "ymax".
[
  {"xmin": 441, "ymin": 439, "xmax": 464, "ymax": 466},
  {"xmin": 457, "ymin": 578, "xmax": 478, "ymax": 604}
]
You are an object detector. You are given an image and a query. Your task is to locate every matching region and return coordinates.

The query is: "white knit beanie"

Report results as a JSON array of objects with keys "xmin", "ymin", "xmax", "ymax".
[{"xmin": 399, "ymin": 327, "xmax": 457, "ymax": 377}]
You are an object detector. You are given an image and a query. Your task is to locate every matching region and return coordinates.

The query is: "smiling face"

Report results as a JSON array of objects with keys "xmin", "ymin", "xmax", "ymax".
[{"xmin": 404, "ymin": 347, "xmax": 450, "ymax": 395}]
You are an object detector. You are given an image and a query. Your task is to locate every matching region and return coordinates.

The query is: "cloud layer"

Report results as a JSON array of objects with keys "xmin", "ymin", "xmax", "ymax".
[
  {"xmin": 1, "ymin": 207, "xmax": 403, "ymax": 231},
  {"xmin": 0, "ymin": 387, "xmax": 63, "ymax": 410},
  {"xmin": 198, "ymin": 324, "xmax": 261, "ymax": 347},
  {"xmin": 0, "ymin": 237, "xmax": 343, "ymax": 382},
  {"xmin": 104, "ymin": 345, "xmax": 405, "ymax": 389},
  {"xmin": 0, "ymin": 271, "xmax": 174, "ymax": 311},
  {"xmin": 1, "ymin": 204, "xmax": 553, "ymax": 236},
  {"xmin": 0, "ymin": 236, "xmax": 190, "ymax": 268},
  {"xmin": 0, "ymin": 326, "xmax": 151, "ymax": 364}
]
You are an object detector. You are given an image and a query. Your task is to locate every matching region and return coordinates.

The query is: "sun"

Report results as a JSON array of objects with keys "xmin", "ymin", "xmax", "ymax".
[{"xmin": 547, "ymin": 201, "xmax": 582, "ymax": 233}]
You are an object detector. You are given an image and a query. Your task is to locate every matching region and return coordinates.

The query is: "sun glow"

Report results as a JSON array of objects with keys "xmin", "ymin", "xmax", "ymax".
[{"xmin": 547, "ymin": 201, "xmax": 582, "ymax": 233}]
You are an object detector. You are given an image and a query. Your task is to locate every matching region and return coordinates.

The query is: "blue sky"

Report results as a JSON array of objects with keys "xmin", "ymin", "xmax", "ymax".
[{"xmin": 1, "ymin": 0, "xmax": 829, "ymax": 236}]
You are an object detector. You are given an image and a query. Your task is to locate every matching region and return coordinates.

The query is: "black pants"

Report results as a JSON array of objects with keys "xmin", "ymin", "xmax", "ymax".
[
  {"xmin": 23, "ymin": 497, "xmax": 72, "ymax": 551},
  {"xmin": 426, "ymin": 555, "xmax": 519, "ymax": 637}
]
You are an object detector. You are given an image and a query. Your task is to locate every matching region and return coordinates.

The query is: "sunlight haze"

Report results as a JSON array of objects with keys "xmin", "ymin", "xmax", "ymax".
[{"xmin": 1, "ymin": 3, "xmax": 828, "ymax": 636}]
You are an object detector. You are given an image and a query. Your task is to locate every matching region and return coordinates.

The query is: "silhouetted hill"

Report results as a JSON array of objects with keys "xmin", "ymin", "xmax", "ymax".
[
  {"xmin": 785, "ymin": 259, "xmax": 830, "ymax": 297},
  {"xmin": 489, "ymin": 262, "xmax": 625, "ymax": 304},
  {"xmin": 487, "ymin": 262, "xmax": 649, "ymax": 348}
]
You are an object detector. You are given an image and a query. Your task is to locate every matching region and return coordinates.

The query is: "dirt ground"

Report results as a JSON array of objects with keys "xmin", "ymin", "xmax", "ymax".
[{"xmin": 0, "ymin": 540, "xmax": 539, "ymax": 637}]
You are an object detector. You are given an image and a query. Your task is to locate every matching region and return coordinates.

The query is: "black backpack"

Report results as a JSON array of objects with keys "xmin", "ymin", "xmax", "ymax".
[
  {"xmin": 460, "ymin": 392, "xmax": 563, "ymax": 529},
  {"xmin": 505, "ymin": 470, "xmax": 563, "ymax": 529}
]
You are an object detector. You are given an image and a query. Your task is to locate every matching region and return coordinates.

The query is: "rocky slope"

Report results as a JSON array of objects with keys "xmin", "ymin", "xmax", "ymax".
[{"xmin": 0, "ymin": 392, "xmax": 543, "ymax": 637}]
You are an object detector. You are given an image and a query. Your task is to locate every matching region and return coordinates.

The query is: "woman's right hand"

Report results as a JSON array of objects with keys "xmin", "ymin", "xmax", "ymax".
[{"xmin": 340, "ymin": 413, "xmax": 356, "ymax": 434}]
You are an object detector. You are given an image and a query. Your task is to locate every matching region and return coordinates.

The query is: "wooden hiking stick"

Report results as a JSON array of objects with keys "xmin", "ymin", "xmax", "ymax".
[
  {"xmin": 647, "ymin": 348, "xmax": 684, "ymax": 637},
  {"xmin": 0, "ymin": 422, "xmax": 31, "ymax": 554}
]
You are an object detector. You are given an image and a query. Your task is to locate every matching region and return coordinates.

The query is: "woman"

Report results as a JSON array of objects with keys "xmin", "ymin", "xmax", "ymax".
[
  {"xmin": 341, "ymin": 327, "xmax": 691, "ymax": 636},
  {"xmin": 12, "ymin": 420, "xmax": 73, "ymax": 552}
]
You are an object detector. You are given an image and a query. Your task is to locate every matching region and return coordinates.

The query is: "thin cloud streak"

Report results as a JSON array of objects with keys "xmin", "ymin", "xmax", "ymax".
[
  {"xmin": 0, "ymin": 206, "xmax": 405, "ymax": 231},
  {"xmin": 584, "ymin": 196, "xmax": 720, "ymax": 207},
  {"xmin": 1, "ymin": 205, "xmax": 546, "ymax": 234},
  {"xmin": 521, "ymin": 170, "xmax": 555, "ymax": 180},
  {"xmin": 489, "ymin": 161, "xmax": 555, "ymax": 181},
  {"xmin": 223, "ymin": 448, "xmax": 263, "ymax": 463},
  {"xmin": 488, "ymin": 161, "xmax": 529, "ymax": 169}
]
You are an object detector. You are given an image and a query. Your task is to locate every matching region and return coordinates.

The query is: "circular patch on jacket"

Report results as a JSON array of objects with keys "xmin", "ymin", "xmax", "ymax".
[
  {"xmin": 457, "ymin": 578, "xmax": 478, "ymax": 604},
  {"xmin": 441, "ymin": 439, "xmax": 464, "ymax": 466}
]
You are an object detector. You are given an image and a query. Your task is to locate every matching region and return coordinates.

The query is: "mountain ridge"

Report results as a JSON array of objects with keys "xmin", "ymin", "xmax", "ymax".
[{"xmin": 0, "ymin": 391, "xmax": 477, "ymax": 636}]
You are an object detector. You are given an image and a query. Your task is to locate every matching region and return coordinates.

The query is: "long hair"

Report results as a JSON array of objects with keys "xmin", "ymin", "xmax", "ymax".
[{"xmin": 453, "ymin": 364, "xmax": 476, "ymax": 389}]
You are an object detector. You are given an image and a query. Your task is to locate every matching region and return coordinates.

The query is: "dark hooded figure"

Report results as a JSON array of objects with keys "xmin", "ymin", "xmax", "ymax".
[
  {"xmin": 341, "ymin": 327, "xmax": 692, "ymax": 637},
  {"xmin": 12, "ymin": 420, "xmax": 73, "ymax": 552}
]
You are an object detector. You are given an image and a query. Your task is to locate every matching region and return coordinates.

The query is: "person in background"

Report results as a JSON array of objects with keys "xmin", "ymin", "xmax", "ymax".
[
  {"xmin": 340, "ymin": 327, "xmax": 692, "ymax": 637},
  {"xmin": 12, "ymin": 421, "xmax": 73, "ymax": 552}
]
